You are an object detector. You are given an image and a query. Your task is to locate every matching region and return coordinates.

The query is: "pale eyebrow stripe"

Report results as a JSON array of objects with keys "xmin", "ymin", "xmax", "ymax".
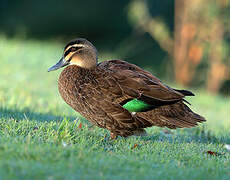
[
  {"xmin": 64, "ymin": 45, "xmax": 85, "ymax": 53},
  {"xmin": 64, "ymin": 45, "xmax": 84, "ymax": 57}
]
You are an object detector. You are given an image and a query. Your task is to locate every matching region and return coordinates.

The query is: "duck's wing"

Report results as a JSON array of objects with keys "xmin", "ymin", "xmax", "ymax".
[
  {"xmin": 94, "ymin": 60, "xmax": 204, "ymax": 134},
  {"xmin": 98, "ymin": 60, "xmax": 190, "ymax": 104}
]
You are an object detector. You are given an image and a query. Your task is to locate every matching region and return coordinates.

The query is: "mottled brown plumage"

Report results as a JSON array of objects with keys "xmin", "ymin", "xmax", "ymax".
[{"xmin": 48, "ymin": 38, "xmax": 206, "ymax": 138}]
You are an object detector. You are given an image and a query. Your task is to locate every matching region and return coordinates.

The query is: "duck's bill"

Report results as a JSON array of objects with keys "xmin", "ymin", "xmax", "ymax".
[{"xmin": 48, "ymin": 57, "xmax": 69, "ymax": 72}]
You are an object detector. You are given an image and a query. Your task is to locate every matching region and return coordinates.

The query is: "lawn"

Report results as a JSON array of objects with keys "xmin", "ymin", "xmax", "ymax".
[{"xmin": 0, "ymin": 37, "xmax": 230, "ymax": 180}]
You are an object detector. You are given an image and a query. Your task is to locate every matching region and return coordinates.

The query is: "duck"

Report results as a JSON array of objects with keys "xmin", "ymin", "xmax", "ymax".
[{"xmin": 48, "ymin": 38, "xmax": 206, "ymax": 138}]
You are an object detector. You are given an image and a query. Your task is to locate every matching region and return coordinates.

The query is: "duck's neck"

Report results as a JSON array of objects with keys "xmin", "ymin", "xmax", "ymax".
[
  {"xmin": 70, "ymin": 49, "xmax": 98, "ymax": 69},
  {"xmin": 62, "ymin": 65, "xmax": 97, "ymax": 79}
]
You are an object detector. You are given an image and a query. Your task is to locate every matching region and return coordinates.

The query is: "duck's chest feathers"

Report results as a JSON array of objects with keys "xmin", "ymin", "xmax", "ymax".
[{"xmin": 58, "ymin": 65, "xmax": 104, "ymax": 113}]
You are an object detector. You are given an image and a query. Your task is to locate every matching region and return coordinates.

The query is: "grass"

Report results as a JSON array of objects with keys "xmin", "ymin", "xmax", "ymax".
[{"xmin": 0, "ymin": 36, "xmax": 230, "ymax": 179}]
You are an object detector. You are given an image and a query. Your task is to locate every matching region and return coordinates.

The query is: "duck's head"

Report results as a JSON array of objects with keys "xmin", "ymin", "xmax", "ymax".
[{"xmin": 48, "ymin": 38, "xmax": 98, "ymax": 72}]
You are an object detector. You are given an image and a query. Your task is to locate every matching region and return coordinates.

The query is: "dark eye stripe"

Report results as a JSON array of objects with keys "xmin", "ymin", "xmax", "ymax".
[{"xmin": 64, "ymin": 46, "xmax": 83, "ymax": 57}]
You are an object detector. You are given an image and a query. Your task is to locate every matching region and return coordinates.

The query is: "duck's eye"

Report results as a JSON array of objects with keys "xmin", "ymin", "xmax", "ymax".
[{"xmin": 70, "ymin": 47, "xmax": 77, "ymax": 51}]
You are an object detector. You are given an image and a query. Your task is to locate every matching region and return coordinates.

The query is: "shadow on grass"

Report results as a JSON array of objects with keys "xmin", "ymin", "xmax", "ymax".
[
  {"xmin": 0, "ymin": 107, "xmax": 77, "ymax": 122},
  {"xmin": 1, "ymin": 107, "xmax": 230, "ymax": 144},
  {"xmin": 138, "ymin": 127, "xmax": 230, "ymax": 144}
]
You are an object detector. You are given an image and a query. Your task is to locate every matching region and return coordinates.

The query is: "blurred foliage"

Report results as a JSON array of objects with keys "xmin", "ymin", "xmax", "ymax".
[
  {"xmin": 0, "ymin": 0, "xmax": 129, "ymax": 41},
  {"xmin": 128, "ymin": 0, "xmax": 230, "ymax": 94},
  {"xmin": 0, "ymin": 0, "xmax": 229, "ymax": 94},
  {"xmin": 0, "ymin": 0, "xmax": 175, "ymax": 77}
]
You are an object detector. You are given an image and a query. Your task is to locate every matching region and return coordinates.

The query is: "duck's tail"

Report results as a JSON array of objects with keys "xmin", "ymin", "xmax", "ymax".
[{"xmin": 136, "ymin": 100, "xmax": 206, "ymax": 129}]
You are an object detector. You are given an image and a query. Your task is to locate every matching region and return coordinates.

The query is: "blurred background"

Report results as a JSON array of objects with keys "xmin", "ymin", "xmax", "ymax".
[
  {"xmin": 0, "ymin": 0, "xmax": 230, "ymax": 131},
  {"xmin": 1, "ymin": 0, "xmax": 230, "ymax": 94}
]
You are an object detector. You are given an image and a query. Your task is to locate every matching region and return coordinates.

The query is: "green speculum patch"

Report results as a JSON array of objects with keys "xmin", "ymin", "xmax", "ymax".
[{"xmin": 122, "ymin": 99, "xmax": 152, "ymax": 112}]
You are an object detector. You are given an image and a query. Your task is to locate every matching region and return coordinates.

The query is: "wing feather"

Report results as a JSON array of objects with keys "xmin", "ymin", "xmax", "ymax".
[
  {"xmin": 96, "ymin": 60, "xmax": 205, "ymax": 131},
  {"xmin": 99, "ymin": 60, "xmax": 185, "ymax": 103}
]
